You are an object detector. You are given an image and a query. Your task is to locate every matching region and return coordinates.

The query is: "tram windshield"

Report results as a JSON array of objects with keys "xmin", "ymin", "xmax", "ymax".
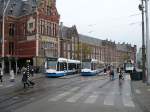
[
  {"xmin": 47, "ymin": 60, "xmax": 57, "ymax": 70},
  {"xmin": 82, "ymin": 62, "xmax": 91, "ymax": 69}
]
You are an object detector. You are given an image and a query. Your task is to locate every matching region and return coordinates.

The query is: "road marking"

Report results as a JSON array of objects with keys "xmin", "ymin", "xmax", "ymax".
[
  {"xmin": 5, "ymin": 84, "xmax": 13, "ymax": 88},
  {"xmin": 123, "ymin": 95, "xmax": 135, "ymax": 107},
  {"xmin": 66, "ymin": 93, "xmax": 84, "ymax": 103},
  {"xmin": 104, "ymin": 92, "xmax": 115, "ymax": 106},
  {"xmin": 48, "ymin": 87, "xmax": 80, "ymax": 102},
  {"xmin": 147, "ymin": 89, "xmax": 150, "ymax": 92},
  {"xmin": 84, "ymin": 94, "xmax": 98, "ymax": 104},
  {"xmin": 125, "ymin": 75, "xmax": 130, "ymax": 80},
  {"xmin": 65, "ymin": 83, "xmax": 98, "ymax": 103},
  {"xmin": 0, "ymin": 84, "xmax": 3, "ymax": 87},
  {"xmin": 135, "ymin": 89, "xmax": 141, "ymax": 94}
]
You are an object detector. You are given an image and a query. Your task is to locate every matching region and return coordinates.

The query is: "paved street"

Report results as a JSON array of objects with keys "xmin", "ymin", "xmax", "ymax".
[{"xmin": 0, "ymin": 73, "xmax": 146, "ymax": 112}]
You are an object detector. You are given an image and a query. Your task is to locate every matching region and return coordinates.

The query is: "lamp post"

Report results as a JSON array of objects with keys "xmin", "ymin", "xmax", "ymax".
[
  {"xmin": 2, "ymin": 0, "xmax": 11, "ymax": 75},
  {"xmin": 145, "ymin": 0, "xmax": 150, "ymax": 85},
  {"xmin": 139, "ymin": 0, "xmax": 146, "ymax": 82}
]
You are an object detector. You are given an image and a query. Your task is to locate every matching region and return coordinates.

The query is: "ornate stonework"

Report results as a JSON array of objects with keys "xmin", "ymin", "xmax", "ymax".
[{"xmin": 27, "ymin": 16, "xmax": 35, "ymax": 33}]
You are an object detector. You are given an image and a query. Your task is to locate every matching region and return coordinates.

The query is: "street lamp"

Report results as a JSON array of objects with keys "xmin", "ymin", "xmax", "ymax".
[
  {"xmin": 2, "ymin": 0, "xmax": 11, "ymax": 75},
  {"xmin": 139, "ymin": 0, "xmax": 146, "ymax": 82},
  {"xmin": 144, "ymin": 0, "xmax": 150, "ymax": 85}
]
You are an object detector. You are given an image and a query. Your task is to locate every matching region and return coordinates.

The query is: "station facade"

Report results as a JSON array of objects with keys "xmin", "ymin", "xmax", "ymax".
[{"xmin": 0, "ymin": 0, "xmax": 136, "ymax": 72}]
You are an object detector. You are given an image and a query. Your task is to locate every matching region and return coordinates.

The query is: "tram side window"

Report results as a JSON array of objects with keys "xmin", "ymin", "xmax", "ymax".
[
  {"xmin": 91, "ymin": 63, "xmax": 96, "ymax": 70},
  {"xmin": 58, "ymin": 62, "xmax": 67, "ymax": 71},
  {"xmin": 68, "ymin": 63, "xmax": 76, "ymax": 70}
]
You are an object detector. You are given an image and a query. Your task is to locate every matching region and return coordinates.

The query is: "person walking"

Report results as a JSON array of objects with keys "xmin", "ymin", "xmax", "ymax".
[
  {"xmin": 111, "ymin": 69, "xmax": 115, "ymax": 80},
  {"xmin": 0, "ymin": 68, "xmax": 3, "ymax": 82},
  {"xmin": 109, "ymin": 69, "xmax": 114, "ymax": 81},
  {"xmin": 10, "ymin": 69, "xmax": 15, "ymax": 82},
  {"xmin": 30, "ymin": 66, "xmax": 34, "ymax": 77},
  {"xmin": 22, "ymin": 71, "xmax": 30, "ymax": 89}
]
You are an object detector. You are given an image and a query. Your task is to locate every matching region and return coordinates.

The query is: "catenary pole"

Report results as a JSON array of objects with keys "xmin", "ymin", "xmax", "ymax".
[
  {"xmin": 139, "ymin": 0, "xmax": 146, "ymax": 82},
  {"xmin": 2, "ymin": 0, "xmax": 11, "ymax": 75},
  {"xmin": 145, "ymin": 0, "xmax": 150, "ymax": 85}
]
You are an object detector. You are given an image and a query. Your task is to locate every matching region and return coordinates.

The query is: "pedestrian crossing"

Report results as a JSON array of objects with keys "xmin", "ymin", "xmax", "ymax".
[
  {"xmin": 0, "ymin": 84, "xmax": 14, "ymax": 88},
  {"xmin": 84, "ymin": 94, "xmax": 98, "ymax": 104},
  {"xmin": 48, "ymin": 85, "xmax": 135, "ymax": 108}
]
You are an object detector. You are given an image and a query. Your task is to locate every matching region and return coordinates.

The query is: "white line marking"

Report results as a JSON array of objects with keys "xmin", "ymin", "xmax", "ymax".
[
  {"xmin": 48, "ymin": 87, "xmax": 80, "ymax": 102},
  {"xmin": 135, "ymin": 89, "xmax": 141, "ymax": 94},
  {"xmin": 84, "ymin": 94, "xmax": 98, "ymax": 104},
  {"xmin": 147, "ymin": 89, "xmax": 150, "ymax": 92},
  {"xmin": 65, "ymin": 83, "xmax": 98, "ymax": 103},
  {"xmin": 0, "ymin": 84, "xmax": 3, "ymax": 87},
  {"xmin": 104, "ymin": 92, "xmax": 115, "ymax": 106},
  {"xmin": 123, "ymin": 96, "xmax": 135, "ymax": 107},
  {"xmin": 5, "ymin": 84, "xmax": 13, "ymax": 88},
  {"xmin": 66, "ymin": 93, "xmax": 84, "ymax": 103}
]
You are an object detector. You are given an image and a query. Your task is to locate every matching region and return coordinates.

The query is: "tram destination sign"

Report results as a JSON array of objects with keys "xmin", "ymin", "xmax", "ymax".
[
  {"xmin": 47, "ymin": 57, "xmax": 58, "ymax": 61},
  {"xmin": 82, "ymin": 59, "xmax": 91, "ymax": 62}
]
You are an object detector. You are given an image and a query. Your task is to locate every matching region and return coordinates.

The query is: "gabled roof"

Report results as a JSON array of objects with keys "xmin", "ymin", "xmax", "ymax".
[
  {"xmin": 79, "ymin": 34, "xmax": 102, "ymax": 46},
  {"xmin": 59, "ymin": 25, "xmax": 78, "ymax": 39},
  {"xmin": 0, "ymin": 0, "xmax": 37, "ymax": 17}
]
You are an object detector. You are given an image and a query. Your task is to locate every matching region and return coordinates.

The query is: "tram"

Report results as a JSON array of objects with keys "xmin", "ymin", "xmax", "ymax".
[
  {"xmin": 45, "ymin": 57, "xmax": 81, "ymax": 77},
  {"xmin": 45, "ymin": 58, "xmax": 67, "ymax": 77},
  {"xmin": 81, "ymin": 59, "xmax": 99, "ymax": 76},
  {"xmin": 124, "ymin": 60, "xmax": 135, "ymax": 73},
  {"xmin": 67, "ymin": 59, "xmax": 81, "ymax": 75}
]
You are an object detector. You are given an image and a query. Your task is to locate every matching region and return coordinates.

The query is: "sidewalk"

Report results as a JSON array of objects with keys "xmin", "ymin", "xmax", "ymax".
[
  {"xmin": 0, "ymin": 73, "xmax": 45, "ymax": 90},
  {"xmin": 131, "ymin": 81, "xmax": 150, "ymax": 112}
]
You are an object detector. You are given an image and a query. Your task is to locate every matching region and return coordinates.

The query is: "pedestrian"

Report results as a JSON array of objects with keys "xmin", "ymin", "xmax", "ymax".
[
  {"xmin": 108, "ymin": 70, "xmax": 112, "ymax": 80},
  {"xmin": 10, "ymin": 69, "xmax": 15, "ymax": 82},
  {"xmin": 109, "ymin": 69, "xmax": 114, "ymax": 81},
  {"xmin": 21, "ymin": 66, "xmax": 26, "ymax": 74},
  {"xmin": 119, "ymin": 69, "xmax": 124, "ymax": 80},
  {"xmin": 111, "ymin": 69, "xmax": 115, "ymax": 80},
  {"xmin": 0, "ymin": 68, "xmax": 3, "ymax": 82},
  {"xmin": 30, "ymin": 66, "xmax": 34, "ymax": 77},
  {"xmin": 103, "ymin": 68, "xmax": 107, "ymax": 76},
  {"xmin": 22, "ymin": 71, "xmax": 30, "ymax": 89},
  {"xmin": 27, "ymin": 71, "xmax": 35, "ymax": 87}
]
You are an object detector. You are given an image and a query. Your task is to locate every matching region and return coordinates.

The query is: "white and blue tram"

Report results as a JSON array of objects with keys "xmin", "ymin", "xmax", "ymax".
[
  {"xmin": 81, "ymin": 59, "xmax": 98, "ymax": 76},
  {"xmin": 45, "ymin": 58, "xmax": 81, "ymax": 77},
  {"xmin": 67, "ymin": 59, "xmax": 81, "ymax": 75},
  {"xmin": 45, "ymin": 58, "xmax": 67, "ymax": 77},
  {"xmin": 124, "ymin": 60, "xmax": 135, "ymax": 73}
]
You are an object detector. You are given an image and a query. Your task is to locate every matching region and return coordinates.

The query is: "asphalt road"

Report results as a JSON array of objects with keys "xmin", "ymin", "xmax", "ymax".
[{"xmin": 0, "ymin": 74, "xmax": 144, "ymax": 112}]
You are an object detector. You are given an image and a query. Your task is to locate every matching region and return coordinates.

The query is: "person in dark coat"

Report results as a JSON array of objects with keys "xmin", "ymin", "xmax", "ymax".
[
  {"xmin": 22, "ymin": 71, "xmax": 30, "ymax": 88},
  {"xmin": 111, "ymin": 69, "xmax": 114, "ymax": 80}
]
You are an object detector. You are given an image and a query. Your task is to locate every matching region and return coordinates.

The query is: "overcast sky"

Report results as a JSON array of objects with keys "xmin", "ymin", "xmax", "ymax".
[{"xmin": 56, "ymin": 0, "xmax": 150, "ymax": 48}]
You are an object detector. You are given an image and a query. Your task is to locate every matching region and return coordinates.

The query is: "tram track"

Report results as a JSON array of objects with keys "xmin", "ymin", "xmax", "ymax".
[{"xmin": 0, "ymin": 75, "xmax": 108, "ymax": 112}]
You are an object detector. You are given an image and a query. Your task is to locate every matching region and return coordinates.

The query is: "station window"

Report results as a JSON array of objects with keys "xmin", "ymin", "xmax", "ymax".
[
  {"xmin": 29, "ymin": 23, "xmax": 33, "ymax": 29},
  {"xmin": 9, "ymin": 23, "xmax": 15, "ymax": 37}
]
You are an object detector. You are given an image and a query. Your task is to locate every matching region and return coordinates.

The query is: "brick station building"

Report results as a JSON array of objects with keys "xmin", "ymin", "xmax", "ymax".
[
  {"xmin": 78, "ymin": 34, "xmax": 136, "ymax": 67},
  {"xmin": 0, "ymin": 0, "xmax": 60, "ymax": 72},
  {"xmin": 0, "ymin": 0, "xmax": 136, "ymax": 73}
]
